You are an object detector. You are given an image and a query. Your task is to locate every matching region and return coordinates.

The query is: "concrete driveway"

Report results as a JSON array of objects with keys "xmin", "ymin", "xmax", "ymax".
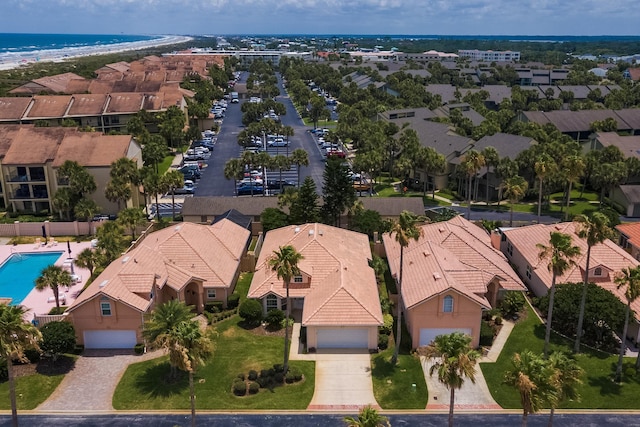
[
  {"xmin": 307, "ymin": 351, "xmax": 379, "ymax": 411},
  {"xmin": 37, "ymin": 349, "xmax": 160, "ymax": 412}
]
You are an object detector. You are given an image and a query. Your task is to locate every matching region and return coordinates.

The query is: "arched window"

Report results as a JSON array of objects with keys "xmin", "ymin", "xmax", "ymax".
[
  {"xmin": 594, "ymin": 267, "xmax": 602, "ymax": 276},
  {"xmin": 443, "ymin": 295, "xmax": 454, "ymax": 313}
]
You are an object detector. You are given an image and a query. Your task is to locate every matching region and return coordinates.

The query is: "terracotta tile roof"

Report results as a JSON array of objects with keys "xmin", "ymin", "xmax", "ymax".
[
  {"xmin": 69, "ymin": 220, "xmax": 249, "ymax": 313},
  {"xmin": 248, "ymin": 223, "xmax": 383, "ymax": 327},
  {"xmin": 503, "ymin": 222, "xmax": 640, "ymax": 315},
  {"xmin": 383, "ymin": 216, "xmax": 523, "ymax": 309},
  {"xmin": 616, "ymin": 223, "xmax": 640, "ymax": 249},
  {"xmin": 0, "ymin": 97, "xmax": 32, "ymax": 121},
  {"xmin": 24, "ymin": 95, "xmax": 72, "ymax": 119}
]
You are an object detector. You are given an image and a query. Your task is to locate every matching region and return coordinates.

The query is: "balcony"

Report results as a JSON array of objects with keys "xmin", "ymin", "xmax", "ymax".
[{"xmin": 10, "ymin": 187, "xmax": 48, "ymax": 200}]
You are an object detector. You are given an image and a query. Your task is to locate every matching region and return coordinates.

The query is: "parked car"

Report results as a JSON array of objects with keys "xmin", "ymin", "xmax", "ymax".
[
  {"xmin": 266, "ymin": 179, "xmax": 296, "ymax": 190},
  {"xmin": 267, "ymin": 138, "xmax": 289, "ymax": 147},
  {"xmin": 178, "ymin": 165, "xmax": 201, "ymax": 179},
  {"xmin": 237, "ymin": 183, "xmax": 264, "ymax": 196},
  {"xmin": 239, "ymin": 177, "xmax": 263, "ymax": 185},
  {"xmin": 174, "ymin": 180, "xmax": 195, "ymax": 195}
]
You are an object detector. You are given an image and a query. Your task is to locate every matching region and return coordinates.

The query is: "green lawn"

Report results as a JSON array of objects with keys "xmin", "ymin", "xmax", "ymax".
[
  {"xmin": 113, "ymin": 316, "xmax": 315, "ymax": 410},
  {"xmin": 0, "ymin": 357, "xmax": 72, "ymax": 410},
  {"xmin": 481, "ymin": 302, "xmax": 640, "ymax": 409},
  {"xmin": 371, "ymin": 348, "xmax": 427, "ymax": 409},
  {"xmin": 158, "ymin": 155, "xmax": 175, "ymax": 175},
  {"xmin": 234, "ymin": 272, "xmax": 253, "ymax": 304}
]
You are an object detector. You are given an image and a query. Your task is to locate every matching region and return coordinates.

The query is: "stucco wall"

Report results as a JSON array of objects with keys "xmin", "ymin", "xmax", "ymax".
[
  {"xmin": 503, "ymin": 236, "xmax": 549, "ymax": 297},
  {"xmin": 69, "ymin": 296, "xmax": 145, "ymax": 345},
  {"xmin": 406, "ymin": 291, "xmax": 483, "ymax": 349}
]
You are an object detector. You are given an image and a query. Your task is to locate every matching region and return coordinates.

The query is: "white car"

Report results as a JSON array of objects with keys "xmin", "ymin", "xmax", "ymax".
[
  {"xmin": 268, "ymin": 138, "xmax": 289, "ymax": 147},
  {"xmin": 239, "ymin": 177, "xmax": 263, "ymax": 185}
]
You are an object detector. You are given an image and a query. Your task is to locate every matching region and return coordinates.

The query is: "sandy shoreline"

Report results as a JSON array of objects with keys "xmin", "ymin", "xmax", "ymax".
[{"xmin": 0, "ymin": 35, "xmax": 193, "ymax": 71}]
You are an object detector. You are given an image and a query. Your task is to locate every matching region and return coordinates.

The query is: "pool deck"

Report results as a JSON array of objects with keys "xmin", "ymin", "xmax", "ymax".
[{"xmin": 0, "ymin": 240, "xmax": 92, "ymax": 321}]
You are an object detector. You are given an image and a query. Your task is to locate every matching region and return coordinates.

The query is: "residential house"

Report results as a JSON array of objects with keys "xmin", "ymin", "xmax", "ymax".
[
  {"xmin": 67, "ymin": 219, "xmax": 250, "ymax": 349},
  {"xmin": 248, "ymin": 223, "xmax": 383, "ymax": 350},
  {"xmin": 616, "ymin": 222, "xmax": 640, "ymax": 260},
  {"xmin": 611, "ymin": 185, "xmax": 640, "ymax": 218},
  {"xmin": 499, "ymin": 222, "xmax": 640, "ymax": 342},
  {"xmin": 9, "ymin": 72, "xmax": 86, "ymax": 95},
  {"xmin": 382, "ymin": 216, "xmax": 525, "ymax": 349},
  {"xmin": 0, "ymin": 125, "xmax": 142, "ymax": 214}
]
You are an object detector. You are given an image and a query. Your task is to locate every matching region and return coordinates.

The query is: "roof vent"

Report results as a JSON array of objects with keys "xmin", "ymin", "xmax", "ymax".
[
  {"xmin": 308, "ymin": 229, "xmax": 314, "ymax": 236},
  {"xmin": 423, "ymin": 251, "xmax": 431, "ymax": 257},
  {"xmin": 318, "ymin": 229, "xmax": 323, "ymax": 236},
  {"xmin": 122, "ymin": 256, "xmax": 130, "ymax": 264},
  {"xmin": 433, "ymin": 272, "xmax": 441, "ymax": 280},
  {"xmin": 294, "ymin": 227, "xmax": 300, "ymax": 233},
  {"xmin": 438, "ymin": 227, "xmax": 445, "ymax": 233},
  {"xmin": 174, "ymin": 225, "xmax": 181, "ymax": 231},
  {"xmin": 99, "ymin": 280, "xmax": 108, "ymax": 288}
]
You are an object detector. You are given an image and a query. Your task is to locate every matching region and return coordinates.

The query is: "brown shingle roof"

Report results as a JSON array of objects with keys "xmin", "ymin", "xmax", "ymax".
[
  {"xmin": 0, "ymin": 97, "xmax": 32, "ymax": 121},
  {"xmin": 24, "ymin": 95, "xmax": 72, "ymax": 119},
  {"xmin": 104, "ymin": 93, "xmax": 144, "ymax": 114},
  {"xmin": 66, "ymin": 94, "xmax": 108, "ymax": 117},
  {"xmin": 3, "ymin": 126, "xmax": 67, "ymax": 165},
  {"xmin": 248, "ymin": 223, "xmax": 382, "ymax": 327},
  {"xmin": 52, "ymin": 133, "xmax": 134, "ymax": 167}
]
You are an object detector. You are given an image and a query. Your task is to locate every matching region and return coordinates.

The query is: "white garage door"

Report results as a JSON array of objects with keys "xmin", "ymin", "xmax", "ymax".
[
  {"xmin": 84, "ymin": 330, "xmax": 137, "ymax": 349},
  {"xmin": 316, "ymin": 328, "xmax": 369, "ymax": 349},
  {"xmin": 419, "ymin": 328, "xmax": 472, "ymax": 347}
]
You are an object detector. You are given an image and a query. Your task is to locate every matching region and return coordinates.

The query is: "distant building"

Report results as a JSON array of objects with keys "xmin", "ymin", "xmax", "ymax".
[{"xmin": 458, "ymin": 49, "xmax": 520, "ymax": 62}]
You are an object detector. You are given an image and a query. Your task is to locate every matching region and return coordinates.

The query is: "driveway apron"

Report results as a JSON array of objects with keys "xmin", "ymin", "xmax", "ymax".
[
  {"xmin": 307, "ymin": 351, "xmax": 379, "ymax": 411},
  {"xmin": 37, "ymin": 349, "xmax": 160, "ymax": 411}
]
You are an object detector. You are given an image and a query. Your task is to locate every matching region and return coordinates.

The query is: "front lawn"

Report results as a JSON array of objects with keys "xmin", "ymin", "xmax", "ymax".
[
  {"xmin": 113, "ymin": 316, "xmax": 315, "ymax": 410},
  {"xmin": 371, "ymin": 348, "xmax": 427, "ymax": 409},
  {"xmin": 481, "ymin": 302, "xmax": 640, "ymax": 409}
]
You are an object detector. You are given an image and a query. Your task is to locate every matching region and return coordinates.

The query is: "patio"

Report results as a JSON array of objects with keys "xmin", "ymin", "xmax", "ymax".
[{"xmin": 0, "ymin": 239, "xmax": 92, "ymax": 321}]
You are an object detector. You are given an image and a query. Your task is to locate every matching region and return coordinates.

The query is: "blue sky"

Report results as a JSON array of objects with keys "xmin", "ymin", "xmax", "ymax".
[{"xmin": 3, "ymin": 0, "xmax": 639, "ymax": 36}]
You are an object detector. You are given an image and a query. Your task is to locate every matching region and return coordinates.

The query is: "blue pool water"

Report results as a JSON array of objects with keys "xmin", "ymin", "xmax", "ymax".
[{"xmin": 0, "ymin": 252, "xmax": 64, "ymax": 304}]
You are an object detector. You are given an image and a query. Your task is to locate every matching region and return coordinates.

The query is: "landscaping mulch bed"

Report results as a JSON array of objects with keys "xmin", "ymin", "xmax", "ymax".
[
  {"xmin": 240, "ymin": 322, "xmax": 289, "ymax": 338},
  {"xmin": 13, "ymin": 356, "xmax": 75, "ymax": 378}
]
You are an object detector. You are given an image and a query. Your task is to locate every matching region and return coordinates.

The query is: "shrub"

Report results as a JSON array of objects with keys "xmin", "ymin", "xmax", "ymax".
[
  {"xmin": 233, "ymin": 379, "xmax": 247, "ymax": 396},
  {"xmin": 291, "ymin": 368, "xmax": 303, "ymax": 382},
  {"xmin": 40, "ymin": 321, "xmax": 76, "ymax": 360},
  {"xmin": 227, "ymin": 293, "xmax": 240, "ymax": 309},
  {"xmin": 280, "ymin": 317, "xmax": 294, "ymax": 329},
  {"xmin": 238, "ymin": 299, "xmax": 263, "ymax": 325},
  {"xmin": 248, "ymin": 381, "xmax": 260, "ymax": 394},
  {"xmin": 274, "ymin": 372, "xmax": 284, "ymax": 384},
  {"xmin": 380, "ymin": 298, "xmax": 392, "ymax": 314},
  {"xmin": 285, "ymin": 371, "xmax": 296, "ymax": 383},
  {"xmin": 205, "ymin": 301, "xmax": 224, "ymax": 313},
  {"xmin": 237, "ymin": 373, "xmax": 245, "ymax": 381},
  {"xmin": 500, "ymin": 292, "xmax": 525, "ymax": 318},
  {"xmin": 266, "ymin": 309, "xmax": 285, "ymax": 328},
  {"xmin": 24, "ymin": 347, "xmax": 41, "ymax": 363},
  {"xmin": 479, "ymin": 320, "xmax": 496, "ymax": 347},
  {"xmin": 256, "ymin": 376, "xmax": 270, "ymax": 388},
  {"xmin": 494, "ymin": 315, "xmax": 503, "ymax": 326},
  {"xmin": 273, "ymin": 363, "xmax": 284, "ymax": 373},
  {"xmin": 248, "ymin": 370, "xmax": 258, "ymax": 381},
  {"xmin": 260, "ymin": 369, "xmax": 270, "ymax": 378},
  {"xmin": 48, "ymin": 306, "xmax": 66, "ymax": 315},
  {"xmin": 134, "ymin": 343, "xmax": 145, "ymax": 355},
  {"xmin": 380, "ymin": 313, "xmax": 393, "ymax": 335},
  {"xmin": 378, "ymin": 334, "xmax": 389, "ymax": 350}
]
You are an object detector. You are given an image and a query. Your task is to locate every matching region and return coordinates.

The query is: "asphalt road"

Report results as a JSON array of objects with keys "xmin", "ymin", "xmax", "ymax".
[
  {"xmin": 194, "ymin": 72, "xmax": 327, "ymax": 197},
  {"xmin": 4, "ymin": 413, "xmax": 640, "ymax": 427}
]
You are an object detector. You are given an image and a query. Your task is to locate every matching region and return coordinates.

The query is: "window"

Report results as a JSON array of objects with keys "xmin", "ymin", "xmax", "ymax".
[
  {"xmin": 207, "ymin": 289, "xmax": 216, "ymax": 299},
  {"xmin": 100, "ymin": 299, "xmax": 112, "ymax": 316},
  {"xmin": 506, "ymin": 242, "xmax": 513, "ymax": 256},
  {"xmin": 294, "ymin": 275, "xmax": 303, "ymax": 283},
  {"xmin": 526, "ymin": 265, "xmax": 532, "ymax": 280},
  {"xmin": 443, "ymin": 295, "xmax": 454, "ymax": 313},
  {"xmin": 266, "ymin": 294, "xmax": 278, "ymax": 311},
  {"xmin": 594, "ymin": 267, "xmax": 602, "ymax": 276}
]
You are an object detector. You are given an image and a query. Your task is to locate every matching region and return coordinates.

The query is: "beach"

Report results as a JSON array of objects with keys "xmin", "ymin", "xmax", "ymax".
[{"xmin": 0, "ymin": 35, "xmax": 193, "ymax": 71}]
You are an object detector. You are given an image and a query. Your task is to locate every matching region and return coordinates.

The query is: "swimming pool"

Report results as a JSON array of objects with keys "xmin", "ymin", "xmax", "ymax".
[{"xmin": 0, "ymin": 252, "xmax": 64, "ymax": 305}]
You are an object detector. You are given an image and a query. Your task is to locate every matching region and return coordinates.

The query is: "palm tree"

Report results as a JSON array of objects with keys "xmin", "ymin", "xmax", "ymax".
[
  {"xmin": 142, "ymin": 300, "xmax": 194, "ymax": 378},
  {"xmin": 389, "ymin": 211, "xmax": 424, "ymax": 365},
  {"xmin": 142, "ymin": 169, "xmax": 163, "ymax": 221},
  {"xmin": 160, "ymin": 169, "xmax": 184, "ymax": 220},
  {"xmin": 460, "ymin": 150, "xmax": 485, "ymax": 220},
  {"xmin": 74, "ymin": 247, "xmax": 99, "ymax": 277},
  {"xmin": 561, "ymin": 155, "xmax": 585, "ymax": 221},
  {"xmin": 223, "ymin": 158, "xmax": 244, "ymax": 196},
  {"xmin": 273, "ymin": 155, "xmax": 292, "ymax": 193},
  {"xmin": 35, "ymin": 265, "xmax": 71, "ymax": 308},
  {"xmin": 104, "ymin": 178, "xmax": 131, "ymax": 211},
  {"xmin": 424, "ymin": 332, "xmax": 480, "ymax": 427},
  {"xmin": 291, "ymin": 149, "xmax": 309, "ymax": 188},
  {"xmin": 537, "ymin": 232, "xmax": 581, "ymax": 357},
  {"xmin": 495, "ymin": 157, "xmax": 518, "ymax": 209},
  {"xmin": 117, "ymin": 207, "xmax": 147, "ymax": 240},
  {"xmin": 504, "ymin": 350, "xmax": 558, "ymax": 427},
  {"xmin": 534, "ymin": 154, "xmax": 556, "ymax": 223},
  {"xmin": 547, "ymin": 351, "xmax": 583, "ymax": 426},
  {"xmin": 73, "ymin": 198, "xmax": 100, "ymax": 230},
  {"xmin": 170, "ymin": 320, "xmax": 213, "ymax": 427},
  {"xmin": 415, "ymin": 146, "xmax": 446, "ymax": 199},
  {"xmin": 0, "ymin": 304, "xmax": 41, "ymax": 427},
  {"xmin": 268, "ymin": 245, "xmax": 304, "ymax": 374},
  {"xmin": 503, "ymin": 175, "xmax": 528, "ymax": 227},
  {"xmin": 614, "ymin": 266, "xmax": 640, "ymax": 382},
  {"xmin": 481, "ymin": 146, "xmax": 500, "ymax": 205},
  {"xmin": 573, "ymin": 212, "xmax": 611, "ymax": 353},
  {"xmin": 343, "ymin": 405, "xmax": 390, "ymax": 427}
]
